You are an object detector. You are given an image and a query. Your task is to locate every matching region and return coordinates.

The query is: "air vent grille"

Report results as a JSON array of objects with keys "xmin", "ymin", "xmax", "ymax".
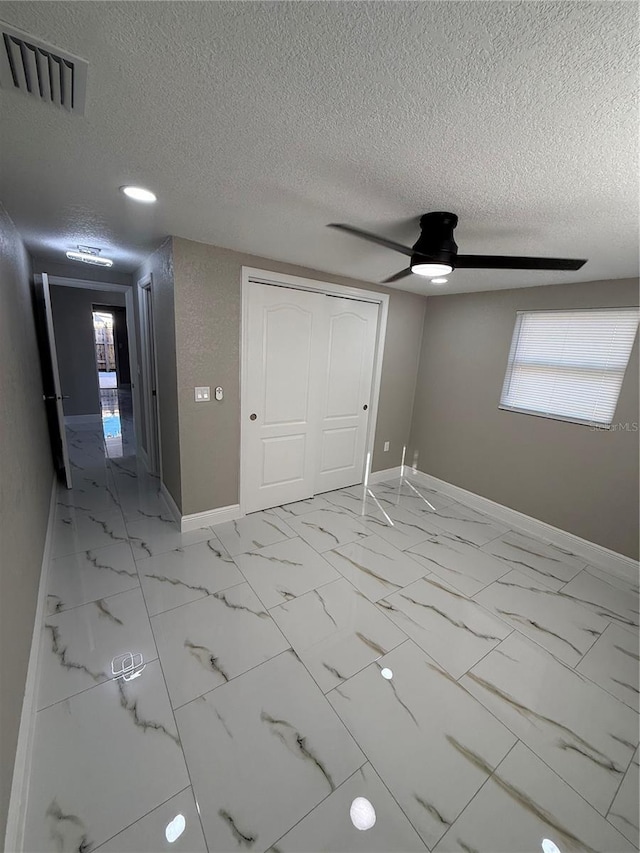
[{"xmin": 0, "ymin": 23, "xmax": 87, "ymax": 114}]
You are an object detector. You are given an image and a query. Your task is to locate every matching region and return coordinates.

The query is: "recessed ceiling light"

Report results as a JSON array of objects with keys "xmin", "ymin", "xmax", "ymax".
[
  {"xmin": 380, "ymin": 668, "xmax": 393, "ymax": 679},
  {"xmin": 121, "ymin": 185, "xmax": 157, "ymax": 203},
  {"xmin": 541, "ymin": 841, "xmax": 561, "ymax": 853},
  {"xmin": 430, "ymin": 278, "xmax": 448, "ymax": 285},
  {"xmin": 411, "ymin": 262, "xmax": 453, "ymax": 277},
  {"xmin": 66, "ymin": 246, "xmax": 113, "ymax": 267}
]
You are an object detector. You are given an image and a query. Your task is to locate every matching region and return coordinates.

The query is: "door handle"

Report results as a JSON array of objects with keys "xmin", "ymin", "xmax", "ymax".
[
  {"xmin": 249, "ymin": 413, "xmax": 257, "ymax": 421},
  {"xmin": 363, "ymin": 404, "xmax": 368, "ymax": 411}
]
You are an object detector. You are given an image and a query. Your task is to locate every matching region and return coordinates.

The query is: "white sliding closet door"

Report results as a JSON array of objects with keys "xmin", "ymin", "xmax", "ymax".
[
  {"xmin": 243, "ymin": 282, "xmax": 380, "ymax": 514},
  {"xmin": 244, "ymin": 283, "xmax": 325, "ymax": 513},
  {"xmin": 315, "ymin": 296, "xmax": 378, "ymax": 493}
]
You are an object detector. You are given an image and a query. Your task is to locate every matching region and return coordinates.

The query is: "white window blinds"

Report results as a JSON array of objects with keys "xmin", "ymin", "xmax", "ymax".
[{"xmin": 500, "ymin": 308, "xmax": 639, "ymax": 427}]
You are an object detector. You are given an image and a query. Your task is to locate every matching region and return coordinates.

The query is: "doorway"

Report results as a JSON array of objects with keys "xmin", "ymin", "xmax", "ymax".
[
  {"xmin": 137, "ymin": 276, "xmax": 161, "ymax": 476},
  {"xmin": 35, "ymin": 274, "xmax": 141, "ymax": 487},
  {"xmin": 241, "ymin": 269, "xmax": 388, "ymax": 515}
]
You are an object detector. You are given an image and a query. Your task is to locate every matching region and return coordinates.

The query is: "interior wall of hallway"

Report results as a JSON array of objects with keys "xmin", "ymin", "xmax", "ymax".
[{"xmin": 0, "ymin": 206, "xmax": 54, "ymax": 842}]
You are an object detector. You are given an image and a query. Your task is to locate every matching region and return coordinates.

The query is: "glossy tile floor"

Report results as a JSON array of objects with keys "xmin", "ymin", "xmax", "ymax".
[{"xmin": 23, "ymin": 400, "xmax": 639, "ymax": 852}]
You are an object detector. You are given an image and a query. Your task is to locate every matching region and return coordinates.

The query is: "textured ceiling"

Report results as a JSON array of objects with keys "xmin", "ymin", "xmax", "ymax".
[{"xmin": 0, "ymin": 1, "xmax": 637, "ymax": 295}]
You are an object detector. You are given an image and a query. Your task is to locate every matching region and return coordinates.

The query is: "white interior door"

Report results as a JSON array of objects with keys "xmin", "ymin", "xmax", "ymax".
[
  {"xmin": 40, "ymin": 273, "xmax": 72, "ymax": 488},
  {"xmin": 315, "ymin": 296, "xmax": 379, "ymax": 493},
  {"xmin": 243, "ymin": 283, "xmax": 325, "ymax": 513}
]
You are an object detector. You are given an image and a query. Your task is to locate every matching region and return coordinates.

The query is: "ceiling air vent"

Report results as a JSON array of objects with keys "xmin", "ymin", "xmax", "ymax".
[{"xmin": 0, "ymin": 23, "xmax": 87, "ymax": 114}]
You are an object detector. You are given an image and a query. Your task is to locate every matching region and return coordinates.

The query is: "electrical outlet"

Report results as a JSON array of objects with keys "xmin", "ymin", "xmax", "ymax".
[
  {"xmin": 383, "ymin": 441, "xmax": 390, "ymax": 452},
  {"xmin": 195, "ymin": 386, "xmax": 210, "ymax": 402}
]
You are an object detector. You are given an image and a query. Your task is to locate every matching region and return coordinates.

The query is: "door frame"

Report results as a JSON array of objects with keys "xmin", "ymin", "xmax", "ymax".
[
  {"xmin": 240, "ymin": 266, "xmax": 389, "ymax": 516},
  {"xmin": 38, "ymin": 275, "xmax": 141, "ymax": 462},
  {"xmin": 136, "ymin": 273, "xmax": 162, "ymax": 477}
]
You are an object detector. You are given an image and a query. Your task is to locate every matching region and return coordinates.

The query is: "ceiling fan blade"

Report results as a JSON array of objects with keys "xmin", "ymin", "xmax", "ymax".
[
  {"xmin": 455, "ymin": 254, "xmax": 587, "ymax": 271},
  {"xmin": 381, "ymin": 267, "xmax": 413, "ymax": 283},
  {"xmin": 328, "ymin": 223, "xmax": 414, "ymax": 257}
]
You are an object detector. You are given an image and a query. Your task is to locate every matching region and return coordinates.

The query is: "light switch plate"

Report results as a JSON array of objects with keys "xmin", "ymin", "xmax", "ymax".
[
  {"xmin": 383, "ymin": 441, "xmax": 390, "ymax": 452},
  {"xmin": 195, "ymin": 386, "xmax": 210, "ymax": 402}
]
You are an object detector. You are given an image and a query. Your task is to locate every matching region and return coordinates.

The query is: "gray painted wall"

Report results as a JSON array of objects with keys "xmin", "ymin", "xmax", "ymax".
[
  {"xmin": 50, "ymin": 286, "xmax": 126, "ymax": 417},
  {"xmin": 409, "ymin": 278, "xmax": 640, "ymax": 559},
  {"xmin": 171, "ymin": 237, "xmax": 427, "ymax": 516},
  {"xmin": 0, "ymin": 206, "xmax": 53, "ymax": 840},
  {"xmin": 134, "ymin": 239, "xmax": 182, "ymax": 509}
]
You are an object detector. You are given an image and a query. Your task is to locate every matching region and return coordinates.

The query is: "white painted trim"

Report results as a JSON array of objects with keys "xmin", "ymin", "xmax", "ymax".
[
  {"xmin": 405, "ymin": 469, "xmax": 639, "ymax": 584},
  {"xmin": 160, "ymin": 481, "xmax": 181, "ymax": 526},
  {"xmin": 368, "ymin": 466, "xmax": 403, "ymax": 484},
  {"xmin": 180, "ymin": 504, "xmax": 242, "ymax": 533},
  {"xmin": 64, "ymin": 414, "xmax": 101, "ymax": 426},
  {"xmin": 42, "ymin": 276, "xmax": 131, "ymax": 293},
  {"xmin": 239, "ymin": 267, "xmax": 390, "ymax": 516},
  {"xmin": 4, "ymin": 476, "xmax": 57, "ymax": 853}
]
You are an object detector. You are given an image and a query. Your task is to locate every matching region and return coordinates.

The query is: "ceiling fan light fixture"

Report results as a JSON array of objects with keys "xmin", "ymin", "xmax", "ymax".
[{"xmin": 411, "ymin": 261, "xmax": 453, "ymax": 277}]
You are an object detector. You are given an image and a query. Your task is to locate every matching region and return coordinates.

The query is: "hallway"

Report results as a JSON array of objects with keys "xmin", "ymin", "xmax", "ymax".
[{"xmin": 23, "ymin": 416, "xmax": 639, "ymax": 852}]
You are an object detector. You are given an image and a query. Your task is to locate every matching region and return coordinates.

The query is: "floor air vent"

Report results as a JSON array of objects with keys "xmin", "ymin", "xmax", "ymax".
[{"xmin": 0, "ymin": 23, "xmax": 87, "ymax": 114}]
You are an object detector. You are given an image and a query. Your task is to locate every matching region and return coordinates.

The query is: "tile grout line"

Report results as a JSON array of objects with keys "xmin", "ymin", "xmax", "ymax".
[{"xmin": 134, "ymin": 549, "xmax": 212, "ymax": 853}]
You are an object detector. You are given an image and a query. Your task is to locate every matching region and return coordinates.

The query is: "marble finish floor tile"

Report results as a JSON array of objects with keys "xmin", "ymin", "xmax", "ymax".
[
  {"xmin": 481, "ymin": 530, "xmax": 586, "ymax": 590},
  {"xmin": 405, "ymin": 501, "xmax": 508, "ymax": 548},
  {"xmin": 584, "ymin": 563, "xmax": 640, "ymax": 595},
  {"xmin": 46, "ymin": 541, "xmax": 139, "ymax": 614},
  {"xmin": 380, "ymin": 576, "xmax": 512, "ymax": 679},
  {"xmin": 53, "ymin": 506, "xmax": 129, "ymax": 557},
  {"xmin": 560, "ymin": 568, "xmax": 640, "ymax": 632},
  {"xmin": 434, "ymin": 742, "xmax": 634, "ymax": 853},
  {"xmin": 406, "ymin": 533, "xmax": 510, "ymax": 596},
  {"xmin": 95, "ymin": 787, "xmax": 207, "ymax": 853},
  {"xmin": 38, "ymin": 587, "xmax": 158, "ymax": 709},
  {"xmin": 608, "ymin": 748, "xmax": 639, "ymax": 846},
  {"xmin": 328, "ymin": 641, "xmax": 517, "ymax": 850},
  {"xmin": 272, "ymin": 494, "xmax": 335, "ymax": 518},
  {"xmin": 474, "ymin": 569, "xmax": 607, "ymax": 666},
  {"xmin": 372, "ymin": 479, "xmax": 457, "ymax": 513},
  {"xmin": 287, "ymin": 508, "xmax": 370, "ymax": 552},
  {"xmin": 176, "ymin": 650, "xmax": 365, "ymax": 853},
  {"xmin": 138, "ymin": 537, "xmax": 242, "ymax": 616},
  {"xmin": 151, "ymin": 583, "xmax": 289, "ymax": 707},
  {"xmin": 233, "ymin": 537, "xmax": 341, "ymax": 608},
  {"xmin": 274, "ymin": 762, "xmax": 427, "ymax": 852},
  {"xmin": 322, "ymin": 534, "xmax": 427, "ymax": 601},
  {"xmin": 24, "ymin": 660, "xmax": 190, "ymax": 853},
  {"xmin": 213, "ymin": 510, "xmax": 296, "ymax": 556},
  {"xmin": 357, "ymin": 503, "xmax": 446, "ymax": 551},
  {"xmin": 271, "ymin": 578, "xmax": 406, "ymax": 691},
  {"xmin": 460, "ymin": 632, "xmax": 639, "ymax": 814},
  {"xmin": 119, "ymin": 490, "xmax": 175, "ymax": 524},
  {"xmin": 56, "ymin": 476, "xmax": 121, "ymax": 517},
  {"xmin": 321, "ymin": 487, "xmax": 380, "ymax": 517},
  {"xmin": 125, "ymin": 516, "xmax": 213, "ymax": 559},
  {"xmin": 577, "ymin": 622, "xmax": 639, "ymax": 710}
]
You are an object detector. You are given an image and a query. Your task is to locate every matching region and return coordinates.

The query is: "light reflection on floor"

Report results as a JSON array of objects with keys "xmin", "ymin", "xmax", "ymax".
[{"xmin": 99, "ymin": 388, "xmax": 134, "ymax": 458}]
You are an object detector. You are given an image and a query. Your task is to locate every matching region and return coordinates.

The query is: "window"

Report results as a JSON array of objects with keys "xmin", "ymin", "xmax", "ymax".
[{"xmin": 500, "ymin": 308, "xmax": 639, "ymax": 427}]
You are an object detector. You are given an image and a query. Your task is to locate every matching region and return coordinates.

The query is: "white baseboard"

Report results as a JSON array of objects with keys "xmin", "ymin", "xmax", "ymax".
[
  {"xmin": 160, "ymin": 481, "xmax": 181, "ymax": 525},
  {"xmin": 405, "ymin": 468, "xmax": 639, "ymax": 585},
  {"xmin": 181, "ymin": 504, "xmax": 242, "ymax": 533},
  {"xmin": 368, "ymin": 466, "xmax": 403, "ymax": 485},
  {"xmin": 64, "ymin": 414, "xmax": 101, "ymax": 426},
  {"xmin": 5, "ymin": 475, "xmax": 57, "ymax": 853}
]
